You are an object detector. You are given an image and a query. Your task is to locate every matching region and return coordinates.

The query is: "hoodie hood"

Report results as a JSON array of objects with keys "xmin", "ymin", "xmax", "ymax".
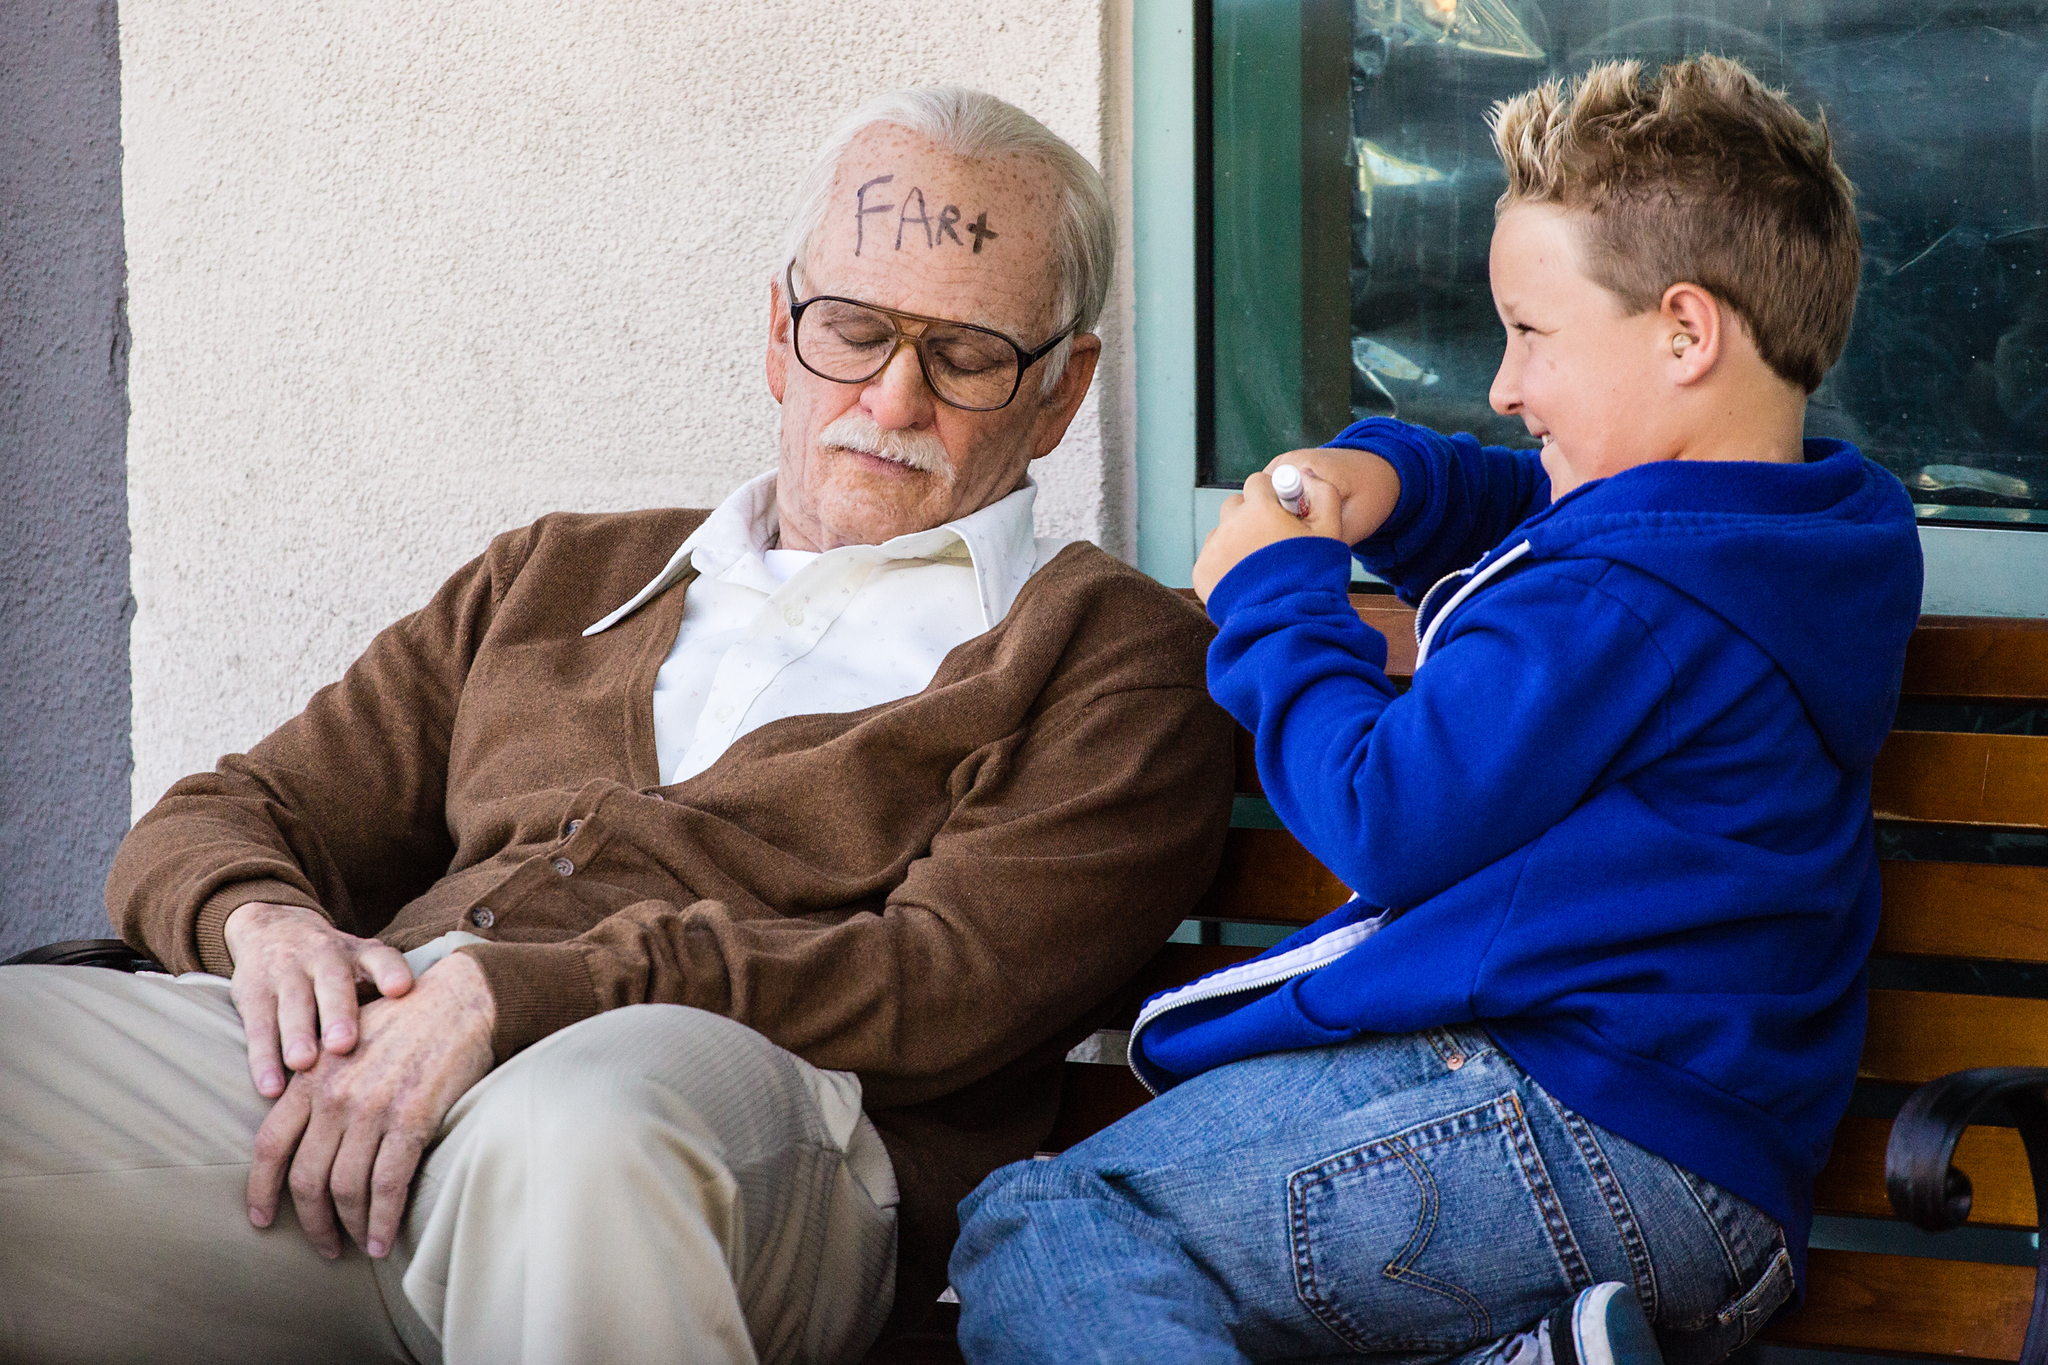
[{"xmin": 1490, "ymin": 443, "xmax": 1922, "ymax": 771}]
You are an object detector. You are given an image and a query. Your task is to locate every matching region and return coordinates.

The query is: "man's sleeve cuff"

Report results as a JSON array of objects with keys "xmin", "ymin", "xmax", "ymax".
[
  {"xmin": 458, "ymin": 940, "xmax": 603, "ymax": 1063},
  {"xmin": 194, "ymin": 880, "xmax": 326, "ymax": 976}
]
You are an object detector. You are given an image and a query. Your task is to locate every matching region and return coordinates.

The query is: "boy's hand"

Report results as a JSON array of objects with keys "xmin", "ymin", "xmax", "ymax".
[
  {"xmin": 1260, "ymin": 446, "xmax": 1403, "ymax": 546},
  {"xmin": 1193, "ymin": 466, "xmax": 1345, "ymax": 602}
]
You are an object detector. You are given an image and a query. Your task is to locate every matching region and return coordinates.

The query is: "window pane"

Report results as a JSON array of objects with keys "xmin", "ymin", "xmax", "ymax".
[{"xmin": 1207, "ymin": 0, "xmax": 2048, "ymax": 530}]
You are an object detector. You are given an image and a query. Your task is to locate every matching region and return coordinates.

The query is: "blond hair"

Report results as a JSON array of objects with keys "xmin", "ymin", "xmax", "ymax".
[{"xmin": 1489, "ymin": 55, "xmax": 1859, "ymax": 393}]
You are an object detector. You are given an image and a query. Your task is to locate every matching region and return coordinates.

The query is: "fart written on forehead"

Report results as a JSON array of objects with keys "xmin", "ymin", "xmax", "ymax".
[{"xmin": 855, "ymin": 175, "xmax": 1000, "ymax": 256}]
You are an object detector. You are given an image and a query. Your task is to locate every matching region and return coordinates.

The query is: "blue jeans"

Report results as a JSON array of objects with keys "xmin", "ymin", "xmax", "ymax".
[{"xmin": 951, "ymin": 1026, "xmax": 1792, "ymax": 1364}]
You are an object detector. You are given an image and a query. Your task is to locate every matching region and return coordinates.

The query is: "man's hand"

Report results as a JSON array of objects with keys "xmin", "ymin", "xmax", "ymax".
[
  {"xmin": 224, "ymin": 902, "xmax": 417, "ymax": 1099},
  {"xmin": 247, "ymin": 951, "xmax": 496, "ymax": 1259}
]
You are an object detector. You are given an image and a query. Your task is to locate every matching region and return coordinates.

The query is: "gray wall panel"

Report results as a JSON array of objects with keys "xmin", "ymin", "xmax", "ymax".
[{"xmin": 0, "ymin": 0, "xmax": 132, "ymax": 957}]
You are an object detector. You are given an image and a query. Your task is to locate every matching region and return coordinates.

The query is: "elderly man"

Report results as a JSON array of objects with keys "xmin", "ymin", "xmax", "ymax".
[{"xmin": 0, "ymin": 88, "xmax": 1233, "ymax": 1365}]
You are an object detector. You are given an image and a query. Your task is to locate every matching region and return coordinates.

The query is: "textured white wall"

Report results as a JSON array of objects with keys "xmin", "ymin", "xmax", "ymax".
[{"xmin": 123, "ymin": 1, "xmax": 1130, "ymax": 813}]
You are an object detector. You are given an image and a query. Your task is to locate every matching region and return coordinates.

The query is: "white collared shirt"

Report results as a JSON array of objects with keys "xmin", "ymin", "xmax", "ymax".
[{"xmin": 585, "ymin": 471, "xmax": 1069, "ymax": 785}]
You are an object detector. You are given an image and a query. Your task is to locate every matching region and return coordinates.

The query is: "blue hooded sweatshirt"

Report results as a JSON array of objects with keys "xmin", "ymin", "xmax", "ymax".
[{"xmin": 1130, "ymin": 418, "xmax": 1923, "ymax": 1290}]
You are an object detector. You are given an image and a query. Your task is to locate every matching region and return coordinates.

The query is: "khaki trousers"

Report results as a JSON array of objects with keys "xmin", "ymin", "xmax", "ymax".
[{"xmin": 0, "ymin": 962, "xmax": 898, "ymax": 1365}]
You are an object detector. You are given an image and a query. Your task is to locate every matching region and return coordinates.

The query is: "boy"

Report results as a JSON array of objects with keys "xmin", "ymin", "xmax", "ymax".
[{"xmin": 949, "ymin": 55, "xmax": 1921, "ymax": 1365}]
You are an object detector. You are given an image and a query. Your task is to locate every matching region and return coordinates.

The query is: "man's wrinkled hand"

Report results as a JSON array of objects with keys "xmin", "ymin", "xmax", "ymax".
[
  {"xmin": 224, "ymin": 901, "xmax": 417, "ymax": 1099},
  {"xmin": 1192, "ymin": 467, "xmax": 1344, "ymax": 602},
  {"xmin": 247, "ymin": 951, "xmax": 496, "ymax": 1260}
]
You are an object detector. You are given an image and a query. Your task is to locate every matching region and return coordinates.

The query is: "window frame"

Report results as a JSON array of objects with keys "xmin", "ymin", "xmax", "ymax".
[{"xmin": 1130, "ymin": 0, "xmax": 2048, "ymax": 616}]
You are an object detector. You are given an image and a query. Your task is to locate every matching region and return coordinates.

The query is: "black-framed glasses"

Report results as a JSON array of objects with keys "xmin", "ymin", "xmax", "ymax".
[{"xmin": 784, "ymin": 263, "xmax": 1077, "ymax": 412}]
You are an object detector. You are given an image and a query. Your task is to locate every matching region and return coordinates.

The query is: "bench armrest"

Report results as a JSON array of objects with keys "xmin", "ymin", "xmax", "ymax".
[
  {"xmin": 1888, "ymin": 1066, "xmax": 2048, "ymax": 1230},
  {"xmin": 0, "ymin": 938, "xmax": 166, "ymax": 973},
  {"xmin": 1886, "ymin": 1066, "xmax": 2048, "ymax": 1365}
]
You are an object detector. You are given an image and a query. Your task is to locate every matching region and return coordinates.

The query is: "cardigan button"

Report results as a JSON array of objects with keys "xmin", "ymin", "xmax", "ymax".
[
  {"xmin": 468, "ymin": 906, "xmax": 495, "ymax": 929},
  {"xmin": 552, "ymin": 857, "xmax": 575, "ymax": 877},
  {"xmin": 566, "ymin": 819, "xmax": 583, "ymax": 836}
]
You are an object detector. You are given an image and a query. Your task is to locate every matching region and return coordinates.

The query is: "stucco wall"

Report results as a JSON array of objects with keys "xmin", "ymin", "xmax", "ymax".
[
  {"xmin": 123, "ymin": 2, "xmax": 1128, "ymax": 813},
  {"xmin": 0, "ymin": 0, "xmax": 132, "ymax": 956}
]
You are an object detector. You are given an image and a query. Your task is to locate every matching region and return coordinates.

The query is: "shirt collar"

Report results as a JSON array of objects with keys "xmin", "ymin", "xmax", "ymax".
[{"xmin": 584, "ymin": 469, "xmax": 1044, "ymax": 636}]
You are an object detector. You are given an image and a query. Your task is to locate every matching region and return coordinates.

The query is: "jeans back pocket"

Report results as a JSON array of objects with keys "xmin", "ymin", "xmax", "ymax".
[{"xmin": 1287, "ymin": 1091, "xmax": 1586, "ymax": 1353}]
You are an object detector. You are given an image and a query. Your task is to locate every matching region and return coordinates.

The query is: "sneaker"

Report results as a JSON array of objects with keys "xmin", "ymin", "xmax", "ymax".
[{"xmin": 1474, "ymin": 1282, "xmax": 1663, "ymax": 1365}]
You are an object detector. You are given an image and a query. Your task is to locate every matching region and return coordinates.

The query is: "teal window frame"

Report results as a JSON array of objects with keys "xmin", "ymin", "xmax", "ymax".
[
  {"xmin": 1132, "ymin": 0, "xmax": 1203, "ymax": 590},
  {"xmin": 1130, "ymin": 0, "xmax": 2048, "ymax": 616}
]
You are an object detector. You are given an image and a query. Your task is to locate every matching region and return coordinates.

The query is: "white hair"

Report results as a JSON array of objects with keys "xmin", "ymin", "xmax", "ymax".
[{"xmin": 778, "ymin": 86, "xmax": 1114, "ymax": 395}]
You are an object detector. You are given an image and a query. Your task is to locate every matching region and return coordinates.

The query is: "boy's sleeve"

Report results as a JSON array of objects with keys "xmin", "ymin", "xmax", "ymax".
[
  {"xmin": 1328, "ymin": 417, "xmax": 1549, "ymax": 600},
  {"xmin": 1205, "ymin": 535, "xmax": 1671, "ymax": 911}
]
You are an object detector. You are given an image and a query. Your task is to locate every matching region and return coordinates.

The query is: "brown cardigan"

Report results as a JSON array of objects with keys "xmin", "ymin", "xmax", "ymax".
[{"xmin": 108, "ymin": 508, "xmax": 1236, "ymax": 1319}]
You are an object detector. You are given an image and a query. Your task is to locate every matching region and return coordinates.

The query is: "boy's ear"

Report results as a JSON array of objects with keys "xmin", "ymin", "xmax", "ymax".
[{"xmin": 1659, "ymin": 282, "xmax": 1723, "ymax": 386}]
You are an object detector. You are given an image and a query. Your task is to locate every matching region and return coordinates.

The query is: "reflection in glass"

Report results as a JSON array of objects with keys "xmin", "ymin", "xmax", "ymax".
[
  {"xmin": 1356, "ymin": 0, "xmax": 1547, "ymax": 61},
  {"xmin": 1211, "ymin": 0, "xmax": 2048, "ymax": 528}
]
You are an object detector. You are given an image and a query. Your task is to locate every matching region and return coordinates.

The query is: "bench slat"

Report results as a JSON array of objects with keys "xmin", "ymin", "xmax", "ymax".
[
  {"xmin": 1099, "ymin": 943, "xmax": 1257, "ymax": 1033},
  {"xmin": 1903, "ymin": 615, "xmax": 2048, "ymax": 703},
  {"xmin": 1358, "ymin": 604, "xmax": 1419, "ymax": 678},
  {"xmin": 1812, "ymin": 1115, "xmax": 2036, "ymax": 1229},
  {"xmin": 1200, "ymin": 837, "xmax": 2048, "ymax": 960},
  {"xmin": 1196, "ymin": 828, "xmax": 1347, "ymax": 925},
  {"xmin": 1871, "ymin": 731, "xmax": 2048, "ymax": 829},
  {"xmin": 1760, "ymin": 1249, "xmax": 2030, "ymax": 1359},
  {"xmin": 1233, "ymin": 729, "xmax": 1261, "ymax": 795},
  {"xmin": 1048, "ymin": 1063, "xmax": 1152, "ymax": 1151},
  {"xmin": 1862, "ymin": 990, "xmax": 2048, "ymax": 1086},
  {"xmin": 1191, "ymin": 604, "xmax": 2046, "ymax": 701},
  {"xmin": 1122, "ymin": 943, "xmax": 1255, "ymax": 1005},
  {"xmin": 1243, "ymin": 727, "xmax": 2048, "ymax": 825},
  {"xmin": 1877, "ymin": 862, "xmax": 2048, "ymax": 963}
]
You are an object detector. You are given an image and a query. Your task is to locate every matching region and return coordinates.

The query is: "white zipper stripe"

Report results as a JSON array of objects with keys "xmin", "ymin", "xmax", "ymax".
[
  {"xmin": 1414, "ymin": 541, "xmax": 1533, "ymax": 668},
  {"xmin": 1127, "ymin": 911, "xmax": 1388, "ymax": 1095}
]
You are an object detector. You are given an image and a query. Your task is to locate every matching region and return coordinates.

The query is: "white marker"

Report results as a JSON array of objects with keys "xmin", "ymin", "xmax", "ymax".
[{"xmin": 1271, "ymin": 464, "xmax": 1308, "ymax": 517}]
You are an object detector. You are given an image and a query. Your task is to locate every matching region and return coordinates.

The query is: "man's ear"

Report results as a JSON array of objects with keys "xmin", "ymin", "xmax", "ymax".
[
  {"xmin": 1659, "ymin": 282, "xmax": 1723, "ymax": 386},
  {"xmin": 1028, "ymin": 334, "xmax": 1103, "ymax": 460},
  {"xmin": 765, "ymin": 278, "xmax": 791, "ymax": 405}
]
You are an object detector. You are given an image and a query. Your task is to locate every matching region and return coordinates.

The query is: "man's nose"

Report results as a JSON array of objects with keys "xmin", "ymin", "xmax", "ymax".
[{"xmin": 862, "ymin": 342, "xmax": 937, "ymax": 430}]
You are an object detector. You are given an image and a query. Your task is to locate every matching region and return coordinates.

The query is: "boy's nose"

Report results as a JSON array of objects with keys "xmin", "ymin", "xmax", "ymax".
[{"xmin": 1488, "ymin": 357, "xmax": 1520, "ymax": 417}]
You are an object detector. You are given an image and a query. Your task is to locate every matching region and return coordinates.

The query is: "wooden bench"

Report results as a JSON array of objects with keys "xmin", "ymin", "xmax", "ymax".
[
  {"xmin": 15, "ymin": 607, "xmax": 2048, "ymax": 1361},
  {"xmin": 874, "ymin": 604, "xmax": 2048, "ymax": 1363}
]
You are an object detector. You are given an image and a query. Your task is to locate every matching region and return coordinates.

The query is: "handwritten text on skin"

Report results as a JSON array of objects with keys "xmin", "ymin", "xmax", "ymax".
[{"xmin": 856, "ymin": 175, "xmax": 1001, "ymax": 256}]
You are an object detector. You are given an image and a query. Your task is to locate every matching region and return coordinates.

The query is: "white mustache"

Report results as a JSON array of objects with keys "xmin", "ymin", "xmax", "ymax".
[{"xmin": 818, "ymin": 414, "xmax": 955, "ymax": 484}]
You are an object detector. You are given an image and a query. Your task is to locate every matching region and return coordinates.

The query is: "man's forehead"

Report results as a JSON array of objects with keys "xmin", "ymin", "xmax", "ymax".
[
  {"xmin": 806, "ymin": 126, "xmax": 1061, "ymax": 324},
  {"xmin": 831, "ymin": 125, "xmax": 1059, "ymax": 216}
]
